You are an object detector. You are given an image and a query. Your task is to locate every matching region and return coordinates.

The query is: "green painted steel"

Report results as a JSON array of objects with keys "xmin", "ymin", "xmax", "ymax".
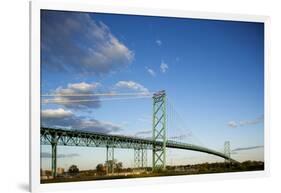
[
  {"xmin": 51, "ymin": 142, "xmax": 57, "ymax": 177},
  {"xmin": 41, "ymin": 127, "xmax": 236, "ymax": 160},
  {"xmin": 106, "ymin": 146, "xmax": 114, "ymax": 174},
  {"xmin": 50, "ymin": 132, "xmax": 58, "ymax": 178},
  {"xmin": 134, "ymin": 148, "xmax": 141, "ymax": 168},
  {"xmin": 41, "ymin": 127, "xmax": 236, "ymax": 162},
  {"xmin": 134, "ymin": 148, "xmax": 147, "ymax": 169},
  {"xmin": 152, "ymin": 90, "xmax": 167, "ymax": 171},
  {"xmin": 224, "ymin": 141, "xmax": 231, "ymax": 163},
  {"xmin": 141, "ymin": 148, "xmax": 147, "ymax": 168}
]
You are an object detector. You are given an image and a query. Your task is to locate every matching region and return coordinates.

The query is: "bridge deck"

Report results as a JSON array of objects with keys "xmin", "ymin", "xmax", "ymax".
[{"xmin": 41, "ymin": 127, "xmax": 236, "ymax": 162}]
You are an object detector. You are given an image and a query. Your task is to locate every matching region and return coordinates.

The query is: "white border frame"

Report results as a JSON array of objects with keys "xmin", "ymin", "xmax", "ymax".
[{"xmin": 30, "ymin": 0, "xmax": 270, "ymax": 192}]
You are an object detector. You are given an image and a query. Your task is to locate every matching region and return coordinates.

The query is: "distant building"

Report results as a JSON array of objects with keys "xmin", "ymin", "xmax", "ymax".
[
  {"xmin": 57, "ymin": 167, "xmax": 65, "ymax": 175},
  {"xmin": 40, "ymin": 169, "xmax": 53, "ymax": 180}
]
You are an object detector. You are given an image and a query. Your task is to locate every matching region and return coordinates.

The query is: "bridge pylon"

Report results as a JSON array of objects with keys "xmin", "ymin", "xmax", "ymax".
[
  {"xmin": 106, "ymin": 146, "xmax": 115, "ymax": 174},
  {"xmin": 152, "ymin": 90, "xmax": 167, "ymax": 172},
  {"xmin": 224, "ymin": 141, "xmax": 231, "ymax": 162},
  {"xmin": 141, "ymin": 148, "xmax": 147, "ymax": 168},
  {"xmin": 50, "ymin": 133, "xmax": 58, "ymax": 178},
  {"xmin": 134, "ymin": 148, "xmax": 147, "ymax": 169}
]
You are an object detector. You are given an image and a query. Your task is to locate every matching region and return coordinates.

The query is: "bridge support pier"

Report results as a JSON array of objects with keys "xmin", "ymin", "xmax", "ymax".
[
  {"xmin": 51, "ymin": 134, "xmax": 58, "ymax": 178},
  {"xmin": 106, "ymin": 146, "xmax": 114, "ymax": 174},
  {"xmin": 224, "ymin": 141, "xmax": 231, "ymax": 163},
  {"xmin": 152, "ymin": 91, "xmax": 167, "ymax": 172},
  {"xmin": 134, "ymin": 148, "xmax": 141, "ymax": 169},
  {"xmin": 134, "ymin": 148, "xmax": 147, "ymax": 169},
  {"xmin": 141, "ymin": 148, "xmax": 147, "ymax": 168}
]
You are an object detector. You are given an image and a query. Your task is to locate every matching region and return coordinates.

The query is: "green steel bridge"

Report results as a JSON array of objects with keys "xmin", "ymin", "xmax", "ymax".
[{"xmin": 41, "ymin": 90, "xmax": 236, "ymax": 177}]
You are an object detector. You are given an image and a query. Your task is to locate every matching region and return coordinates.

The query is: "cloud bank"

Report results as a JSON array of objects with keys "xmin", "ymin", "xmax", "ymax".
[
  {"xmin": 41, "ymin": 11, "xmax": 134, "ymax": 75},
  {"xmin": 43, "ymin": 82, "xmax": 101, "ymax": 110},
  {"xmin": 41, "ymin": 108, "xmax": 121, "ymax": 134},
  {"xmin": 227, "ymin": 115, "xmax": 264, "ymax": 128},
  {"xmin": 115, "ymin": 81, "xmax": 149, "ymax": 93},
  {"xmin": 134, "ymin": 130, "xmax": 152, "ymax": 136},
  {"xmin": 232, "ymin": 145, "xmax": 264, "ymax": 152},
  {"xmin": 41, "ymin": 152, "xmax": 80, "ymax": 158}
]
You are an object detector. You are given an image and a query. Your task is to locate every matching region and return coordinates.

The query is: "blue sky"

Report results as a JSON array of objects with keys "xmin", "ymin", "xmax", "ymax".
[{"xmin": 40, "ymin": 10, "xmax": 264, "ymax": 170}]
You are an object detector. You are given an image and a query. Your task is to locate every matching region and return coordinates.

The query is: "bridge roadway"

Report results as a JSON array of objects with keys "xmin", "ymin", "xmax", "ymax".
[{"xmin": 41, "ymin": 127, "xmax": 236, "ymax": 162}]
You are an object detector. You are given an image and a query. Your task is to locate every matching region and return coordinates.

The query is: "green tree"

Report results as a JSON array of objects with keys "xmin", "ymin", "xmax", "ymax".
[
  {"xmin": 96, "ymin": 163, "xmax": 106, "ymax": 175},
  {"xmin": 105, "ymin": 159, "xmax": 120, "ymax": 173},
  {"xmin": 68, "ymin": 165, "xmax": 79, "ymax": 176},
  {"xmin": 116, "ymin": 162, "xmax": 123, "ymax": 173}
]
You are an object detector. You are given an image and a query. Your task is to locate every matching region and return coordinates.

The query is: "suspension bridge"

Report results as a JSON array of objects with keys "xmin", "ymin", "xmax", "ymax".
[{"xmin": 41, "ymin": 90, "xmax": 237, "ymax": 177}]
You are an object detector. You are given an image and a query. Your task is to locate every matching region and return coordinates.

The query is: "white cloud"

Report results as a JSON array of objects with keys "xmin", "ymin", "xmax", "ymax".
[
  {"xmin": 41, "ymin": 108, "xmax": 77, "ymax": 128},
  {"xmin": 43, "ymin": 82, "xmax": 102, "ymax": 110},
  {"xmin": 79, "ymin": 119, "xmax": 121, "ymax": 133},
  {"xmin": 41, "ymin": 108, "xmax": 73, "ymax": 119},
  {"xmin": 160, "ymin": 61, "xmax": 169, "ymax": 73},
  {"xmin": 134, "ymin": 130, "xmax": 152, "ymax": 136},
  {"xmin": 146, "ymin": 67, "xmax": 156, "ymax": 77},
  {"xmin": 227, "ymin": 121, "xmax": 238, "ymax": 128},
  {"xmin": 227, "ymin": 115, "xmax": 264, "ymax": 128},
  {"xmin": 41, "ymin": 108, "xmax": 121, "ymax": 134},
  {"xmin": 115, "ymin": 81, "xmax": 149, "ymax": 93},
  {"xmin": 156, "ymin": 39, "xmax": 162, "ymax": 46},
  {"xmin": 41, "ymin": 152, "xmax": 80, "ymax": 158},
  {"xmin": 41, "ymin": 11, "xmax": 134, "ymax": 75},
  {"xmin": 66, "ymin": 82, "xmax": 101, "ymax": 92},
  {"xmin": 239, "ymin": 116, "xmax": 264, "ymax": 126},
  {"xmin": 232, "ymin": 145, "xmax": 264, "ymax": 152},
  {"xmin": 169, "ymin": 134, "xmax": 190, "ymax": 140}
]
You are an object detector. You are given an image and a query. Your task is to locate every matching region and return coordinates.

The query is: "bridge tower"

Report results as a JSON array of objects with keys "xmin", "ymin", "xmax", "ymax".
[
  {"xmin": 152, "ymin": 90, "xmax": 167, "ymax": 171},
  {"xmin": 224, "ymin": 141, "xmax": 231, "ymax": 162},
  {"xmin": 106, "ymin": 146, "xmax": 115, "ymax": 174},
  {"xmin": 50, "ymin": 133, "xmax": 58, "ymax": 178}
]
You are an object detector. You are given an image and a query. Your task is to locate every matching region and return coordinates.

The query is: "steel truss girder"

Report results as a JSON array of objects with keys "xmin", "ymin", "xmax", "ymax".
[
  {"xmin": 41, "ymin": 127, "xmax": 235, "ymax": 162},
  {"xmin": 40, "ymin": 127, "xmax": 237, "ymax": 178},
  {"xmin": 41, "ymin": 128, "xmax": 153, "ymax": 150},
  {"xmin": 40, "ymin": 127, "xmax": 237, "ymax": 179}
]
